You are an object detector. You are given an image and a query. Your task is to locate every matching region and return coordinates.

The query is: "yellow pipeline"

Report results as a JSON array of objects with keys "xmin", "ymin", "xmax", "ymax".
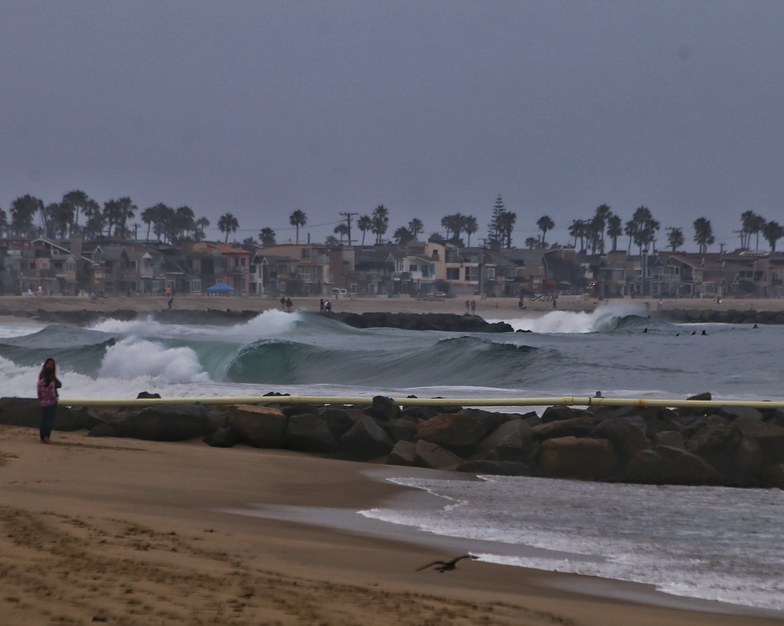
[{"xmin": 57, "ymin": 395, "xmax": 784, "ymax": 410}]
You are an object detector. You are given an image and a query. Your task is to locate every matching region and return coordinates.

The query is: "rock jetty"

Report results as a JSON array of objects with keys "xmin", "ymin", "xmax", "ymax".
[
  {"xmin": 2, "ymin": 394, "xmax": 783, "ymax": 489},
  {"xmin": 13, "ymin": 308, "xmax": 514, "ymax": 332}
]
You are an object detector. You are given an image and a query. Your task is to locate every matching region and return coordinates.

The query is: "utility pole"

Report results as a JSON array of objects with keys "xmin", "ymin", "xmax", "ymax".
[{"xmin": 339, "ymin": 212, "xmax": 356, "ymax": 245}]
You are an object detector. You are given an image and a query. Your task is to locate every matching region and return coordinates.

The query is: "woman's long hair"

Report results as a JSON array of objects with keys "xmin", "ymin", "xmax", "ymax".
[{"xmin": 39, "ymin": 358, "xmax": 56, "ymax": 382}]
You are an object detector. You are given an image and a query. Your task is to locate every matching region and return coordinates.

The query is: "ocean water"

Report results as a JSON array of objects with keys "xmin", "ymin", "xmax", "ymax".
[{"xmin": 1, "ymin": 302, "xmax": 783, "ymax": 612}]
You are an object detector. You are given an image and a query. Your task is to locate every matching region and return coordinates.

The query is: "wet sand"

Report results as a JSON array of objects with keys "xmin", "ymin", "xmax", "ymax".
[{"xmin": 0, "ymin": 425, "xmax": 780, "ymax": 625}]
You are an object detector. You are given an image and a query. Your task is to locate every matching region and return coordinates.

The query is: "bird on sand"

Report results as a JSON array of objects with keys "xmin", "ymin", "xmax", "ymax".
[{"xmin": 415, "ymin": 554, "xmax": 478, "ymax": 573}]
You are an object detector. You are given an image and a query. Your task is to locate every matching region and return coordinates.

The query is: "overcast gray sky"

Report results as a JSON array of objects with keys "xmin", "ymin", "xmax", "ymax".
[{"xmin": 2, "ymin": 0, "xmax": 783, "ymax": 250}]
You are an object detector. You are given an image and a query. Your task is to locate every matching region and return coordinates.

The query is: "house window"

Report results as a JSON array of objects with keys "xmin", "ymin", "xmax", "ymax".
[
  {"xmin": 446, "ymin": 267, "xmax": 460, "ymax": 280},
  {"xmin": 409, "ymin": 264, "xmax": 418, "ymax": 272}
]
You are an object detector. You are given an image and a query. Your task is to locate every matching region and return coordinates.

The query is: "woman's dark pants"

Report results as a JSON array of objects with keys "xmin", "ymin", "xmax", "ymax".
[{"xmin": 40, "ymin": 404, "xmax": 57, "ymax": 441}]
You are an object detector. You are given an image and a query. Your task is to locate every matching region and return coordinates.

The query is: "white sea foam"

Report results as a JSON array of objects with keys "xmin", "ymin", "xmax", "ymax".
[
  {"xmin": 492, "ymin": 302, "xmax": 647, "ymax": 333},
  {"xmin": 98, "ymin": 337, "xmax": 210, "ymax": 383},
  {"xmin": 89, "ymin": 309, "xmax": 297, "ymax": 342},
  {"xmin": 360, "ymin": 475, "xmax": 784, "ymax": 612}
]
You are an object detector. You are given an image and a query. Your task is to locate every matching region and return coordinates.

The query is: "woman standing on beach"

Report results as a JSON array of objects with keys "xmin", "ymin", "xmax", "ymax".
[{"xmin": 36, "ymin": 358, "xmax": 61, "ymax": 443}]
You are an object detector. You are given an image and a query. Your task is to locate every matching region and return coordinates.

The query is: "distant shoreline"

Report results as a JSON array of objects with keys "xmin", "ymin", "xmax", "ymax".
[{"xmin": 2, "ymin": 293, "xmax": 784, "ymax": 325}]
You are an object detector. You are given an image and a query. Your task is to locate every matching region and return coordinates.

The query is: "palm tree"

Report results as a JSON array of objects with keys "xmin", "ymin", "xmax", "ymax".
[
  {"xmin": 536, "ymin": 215, "xmax": 555, "ymax": 247},
  {"xmin": 174, "ymin": 206, "xmax": 195, "ymax": 241},
  {"xmin": 751, "ymin": 213, "xmax": 766, "ymax": 250},
  {"xmin": 10, "ymin": 195, "xmax": 43, "ymax": 238},
  {"xmin": 497, "ymin": 210, "xmax": 517, "ymax": 248},
  {"xmin": 628, "ymin": 206, "xmax": 659, "ymax": 255},
  {"xmin": 83, "ymin": 200, "xmax": 105, "ymax": 239},
  {"xmin": 666, "ymin": 227, "xmax": 684, "ymax": 252},
  {"xmin": 195, "ymin": 216, "xmax": 210, "ymax": 241},
  {"xmin": 762, "ymin": 220, "xmax": 784, "ymax": 252},
  {"xmin": 408, "ymin": 218, "xmax": 424, "ymax": 240},
  {"xmin": 371, "ymin": 204, "xmax": 389, "ymax": 244},
  {"xmin": 259, "ymin": 227, "xmax": 276, "ymax": 246},
  {"xmin": 116, "ymin": 197, "xmax": 137, "ymax": 238},
  {"xmin": 606, "ymin": 214, "xmax": 622, "ymax": 252},
  {"xmin": 357, "ymin": 215, "xmax": 373, "ymax": 245},
  {"xmin": 624, "ymin": 219, "xmax": 637, "ymax": 254},
  {"xmin": 333, "ymin": 223, "xmax": 349, "ymax": 244},
  {"xmin": 142, "ymin": 203, "xmax": 169, "ymax": 241},
  {"xmin": 525, "ymin": 236, "xmax": 539, "ymax": 249},
  {"xmin": 102, "ymin": 198, "xmax": 132, "ymax": 237},
  {"xmin": 592, "ymin": 204, "xmax": 612, "ymax": 253},
  {"xmin": 289, "ymin": 210, "xmax": 307, "ymax": 244},
  {"xmin": 463, "ymin": 215, "xmax": 478, "ymax": 246},
  {"xmin": 569, "ymin": 219, "xmax": 587, "ymax": 251},
  {"xmin": 0, "ymin": 208, "xmax": 7, "ymax": 238},
  {"xmin": 693, "ymin": 217, "xmax": 715, "ymax": 254},
  {"xmin": 441, "ymin": 213, "xmax": 463, "ymax": 242},
  {"xmin": 62, "ymin": 190, "xmax": 98, "ymax": 235},
  {"xmin": 48, "ymin": 202, "xmax": 74, "ymax": 238},
  {"xmin": 218, "ymin": 212, "xmax": 239, "ymax": 243},
  {"xmin": 393, "ymin": 226, "xmax": 414, "ymax": 246},
  {"xmin": 740, "ymin": 211, "xmax": 761, "ymax": 249}
]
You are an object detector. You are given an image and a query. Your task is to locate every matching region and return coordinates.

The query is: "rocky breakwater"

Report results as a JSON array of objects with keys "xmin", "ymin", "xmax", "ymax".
[
  {"xmin": 13, "ymin": 308, "xmax": 514, "ymax": 333},
  {"xmin": 661, "ymin": 307, "xmax": 784, "ymax": 325},
  {"xmin": 2, "ymin": 392, "xmax": 783, "ymax": 489}
]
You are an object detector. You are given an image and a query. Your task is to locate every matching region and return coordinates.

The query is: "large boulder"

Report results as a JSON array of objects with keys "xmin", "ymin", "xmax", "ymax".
[
  {"xmin": 686, "ymin": 417, "xmax": 741, "ymax": 467},
  {"xmin": 203, "ymin": 425, "xmax": 242, "ymax": 448},
  {"xmin": 381, "ymin": 417, "xmax": 418, "ymax": 443},
  {"xmin": 531, "ymin": 416, "xmax": 594, "ymax": 441},
  {"xmin": 414, "ymin": 440, "xmax": 464, "ymax": 470},
  {"xmin": 415, "ymin": 413, "xmax": 485, "ymax": 452},
  {"xmin": 734, "ymin": 416, "xmax": 784, "ymax": 464},
  {"xmin": 0, "ymin": 397, "xmax": 85, "ymax": 431},
  {"xmin": 102, "ymin": 404, "xmax": 217, "ymax": 441},
  {"xmin": 593, "ymin": 417, "xmax": 651, "ymax": 463},
  {"xmin": 476, "ymin": 418, "xmax": 534, "ymax": 462},
  {"xmin": 339, "ymin": 415, "xmax": 394, "ymax": 460},
  {"xmin": 227, "ymin": 404, "xmax": 288, "ymax": 448},
  {"xmin": 622, "ymin": 446, "xmax": 721, "ymax": 485},
  {"xmin": 540, "ymin": 406, "xmax": 587, "ymax": 423},
  {"xmin": 285, "ymin": 413, "xmax": 339, "ymax": 453},
  {"xmin": 318, "ymin": 407, "xmax": 358, "ymax": 439},
  {"xmin": 761, "ymin": 463, "xmax": 784, "ymax": 489},
  {"xmin": 714, "ymin": 406, "xmax": 764, "ymax": 422},
  {"xmin": 364, "ymin": 396, "xmax": 400, "ymax": 421},
  {"xmin": 387, "ymin": 440, "xmax": 418, "ymax": 466},
  {"xmin": 537, "ymin": 436, "xmax": 619, "ymax": 479}
]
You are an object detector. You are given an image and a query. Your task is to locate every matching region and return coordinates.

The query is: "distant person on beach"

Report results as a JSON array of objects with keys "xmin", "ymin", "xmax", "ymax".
[
  {"xmin": 470, "ymin": 300, "xmax": 476, "ymax": 313},
  {"xmin": 168, "ymin": 296, "xmax": 173, "ymax": 309},
  {"xmin": 319, "ymin": 298, "xmax": 325, "ymax": 312},
  {"xmin": 36, "ymin": 357, "xmax": 61, "ymax": 444},
  {"xmin": 285, "ymin": 297, "xmax": 293, "ymax": 312},
  {"xmin": 280, "ymin": 296, "xmax": 285, "ymax": 309}
]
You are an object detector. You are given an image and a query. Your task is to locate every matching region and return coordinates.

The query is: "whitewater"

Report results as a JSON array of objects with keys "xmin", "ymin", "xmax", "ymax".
[{"xmin": 1, "ymin": 303, "xmax": 782, "ymax": 613}]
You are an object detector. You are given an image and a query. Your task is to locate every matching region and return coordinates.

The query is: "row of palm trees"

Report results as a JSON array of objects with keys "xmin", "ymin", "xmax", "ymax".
[{"xmin": 3, "ymin": 189, "xmax": 783, "ymax": 254}]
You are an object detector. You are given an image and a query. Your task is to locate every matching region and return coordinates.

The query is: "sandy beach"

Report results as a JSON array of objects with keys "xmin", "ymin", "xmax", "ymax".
[
  {"xmin": 3, "ymin": 292, "xmax": 784, "ymax": 319},
  {"xmin": 0, "ymin": 425, "xmax": 780, "ymax": 626},
  {"xmin": 2, "ymin": 294, "xmax": 784, "ymax": 624}
]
